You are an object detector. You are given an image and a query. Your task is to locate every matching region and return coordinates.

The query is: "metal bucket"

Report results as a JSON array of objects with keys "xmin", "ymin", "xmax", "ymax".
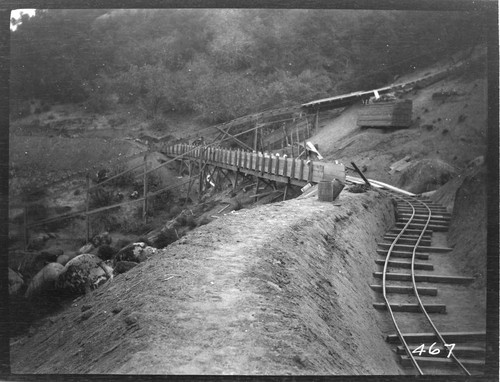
[{"xmin": 318, "ymin": 179, "xmax": 344, "ymax": 202}]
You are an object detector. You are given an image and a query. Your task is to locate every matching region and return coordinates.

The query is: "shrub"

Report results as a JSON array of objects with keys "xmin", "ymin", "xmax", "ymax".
[
  {"xmin": 89, "ymin": 187, "xmax": 115, "ymax": 209},
  {"xmin": 154, "ymin": 229, "xmax": 179, "ymax": 248},
  {"xmin": 107, "ymin": 165, "xmax": 136, "ymax": 188}
]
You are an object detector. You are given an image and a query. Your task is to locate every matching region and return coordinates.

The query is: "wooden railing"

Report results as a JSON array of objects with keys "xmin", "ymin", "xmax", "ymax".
[{"xmin": 163, "ymin": 144, "xmax": 346, "ymax": 184}]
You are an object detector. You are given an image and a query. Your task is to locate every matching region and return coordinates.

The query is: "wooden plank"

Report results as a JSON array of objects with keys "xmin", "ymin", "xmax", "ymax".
[
  {"xmin": 399, "ymin": 356, "xmax": 484, "ymax": 369},
  {"xmin": 373, "ymin": 303, "xmax": 446, "ymax": 314},
  {"xmin": 370, "ymin": 284, "xmax": 438, "ymax": 296},
  {"xmin": 382, "ymin": 236, "xmax": 432, "ymax": 246},
  {"xmin": 398, "ymin": 212, "xmax": 451, "ymax": 219},
  {"xmin": 323, "ymin": 162, "xmax": 346, "ymax": 183},
  {"xmin": 397, "ymin": 216, "xmax": 450, "ymax": 224},
  {"xmin": 374, "ymin": 259, "xmax": 434, "ymax": 270},
  {"xmin": 377, "ymin": 249, "xmax": 430, "ymax": 260},
  {"xmin": 377, "ymin": 243, "xmax": 453, "ymax": 253},
  {"xmin": 395, "ymin": 222, "xmax": 448, "ymax": 232},
  {"xmin": 373, "ymin": 272, "xmax": 475, "ymax": 284},
  {"xmin": 389, "ymin": 228, "xmax": 434, "ymax": 235}
]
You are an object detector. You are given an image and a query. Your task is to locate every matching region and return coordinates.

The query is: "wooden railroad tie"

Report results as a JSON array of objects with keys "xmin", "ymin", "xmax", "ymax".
[
  {"xmin": 370, "ymin": 284, "xmax": 438, "ymax": 296},
  {"xmin": 398, "ymin": 212, "xmax": 451, "ymax": 220},
  {"xmin": 386, "ymin": 331, "xmax": 486, "ymax": 344},
  {"xmin": 394, "ymin": 222, "xmax": 448, "ymax": 232},
  {"xmin": 376, "ymin": 249, "xmax": 430, "ymax": 260},
  {"xmin": 373, "ymin": 302, "xmax": 446, "ymax": 314},
  {"xmin": 399, "ymin": 355, "xmax": 485, "ymax": 369},
  {"xmin": 397, "ymin": 216, "xmax": 450, "ymax": 225},
  {"xmin": 373, "ymin": 272, "xmax": 475, "ymax": 284},
  {"xmin": 396, "ymin": 207, "xmax": 449, "ymax": 215},
  {"xmin": 377, "ymin": 243, "xmax": 453, "ymax": 253},
  {"xmin": 389, "ymin": 228, "xmax": 434, "ymax": 235},
  {"xmin": 382, "ymin": 236, "xmax": 432, "ymax": 246},
  {"xmin": 374, "ymin": 259, "xmax": 434, "ymax": 271}
]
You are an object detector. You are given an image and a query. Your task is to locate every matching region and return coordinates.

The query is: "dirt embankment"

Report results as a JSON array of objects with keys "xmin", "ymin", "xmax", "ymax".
[
  {"xmin": 431, "ymin": 165, "xmax": 487, "ymax": 287},
  {"xmin": 11, "ymin": 189, "xmax": 405, "ymax": 375}
]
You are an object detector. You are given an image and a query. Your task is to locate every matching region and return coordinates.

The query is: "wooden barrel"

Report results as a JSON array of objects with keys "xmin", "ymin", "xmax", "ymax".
[{"xmin": 318, "ymin": 179, "xmax": 344, "ymax": 202}]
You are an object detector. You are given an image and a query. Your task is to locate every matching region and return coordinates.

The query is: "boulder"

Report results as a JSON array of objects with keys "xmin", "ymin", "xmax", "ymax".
[
  {"xmin": 40, "ymin": 248, "xmax": 64, "ymax": 261},
  {"xmin": 56, "ymin": 254, "xmax": 113, "ymax": 296},
  {"xmin": 113, "ymin": 242, "xmax": 158, "ymax": 264},
  {"xmin": 114, "ymin": 261, "xmax": 138, "ymax": 274},
  {"xmin": 97, "ymin": 245, "xmax": 118, "ymax": 261},
  {"xmin": 56, "ymin": 254, "xmax": 70, "ymax": 266},
  {"xmin": 25, "ymin": 262, "xmax": 64, "ymax": 299},
  {"xmin": 9, "ymin": 268, "xmax": 24, "ymax": 295},
  {"xmin": 91, "ymin": 231, "xmax": 112, "ymax": 247},
  {"xmin": 78, "ymin": 243, "xmax": 94, "ymax": 255},
  {"xmin": 9, "ymin": 250, "xmax": 55, "ymax": 281}
]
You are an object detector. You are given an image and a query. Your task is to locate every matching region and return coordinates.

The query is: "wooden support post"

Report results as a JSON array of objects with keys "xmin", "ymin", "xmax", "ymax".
[
  {"xmin": 274, "ymin": 156, "xmax": 280, "ymax": 175},
  {"xmin": 143, "ymin": 154, "xmax": 148, "ymax": 223},
  {"xmin": 308, "ymin": 161, "xmax": 313, "ymax": 183},
  {"xmin": 255, "ymin": 177, "xmax": 260, "ymax": 201},
  {"xmin": 315, "ymin": 109, "xmax": 319, "ymax": 132},
  {"xmin": 234, "ymin": 171, "xmax": 238, "ymax": 191},
  {"xmin": 198, "ymin": 151, "xmax": 204, "ymax": 200},
  {"xmin": 306, "ymin": 116, "xmax": 310, "ymax": 137},
  {"xmin": 291, "ymin": 158, "xmax": 296, "ymax": 179},
  {"xmin": 186, "ymin": 161, "xmax": 193, "ymax": 203},
  {"xmin": 299, "ymin": 159, "xmax": 304, "ymax": 181},
  {"xmin": 283, "ymin": 184, "xmax": 289, "ymax": 201},
  {"xmin": 23, "ymin": 205, "xmax": 28, "ymax": 251},
  {"xmin": 244, "ymin": 150, "xmax": 248, "ymax": 169},
  {"xmin": 254, "ymin": 124, "xmax": 258, "ymax": 151},
  {"xmin": 85, "ymin": 173, "xmax": 90, "ymax": 242},
  {"xmin": 260, "ymin": 132, "xmax": 264, "ymax": 154}
]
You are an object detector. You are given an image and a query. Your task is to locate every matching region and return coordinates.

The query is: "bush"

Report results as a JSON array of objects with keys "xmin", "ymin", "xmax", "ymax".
[
  {"xmin": 89, "ymin": 187, "xmax": 115, "ymax": 209},
  {"xmin": 154, "ymin": 229, "xmax": 179, "ymax": 248},
  {"xmin": 107, "ymin": 165, "xmax": 136, "ymax": 188}
]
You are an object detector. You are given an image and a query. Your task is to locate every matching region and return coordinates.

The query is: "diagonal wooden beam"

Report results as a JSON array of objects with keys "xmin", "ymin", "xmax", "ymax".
[{"xmin": 215, "ymin": 126, "xmax": 253, "ymax": 151}]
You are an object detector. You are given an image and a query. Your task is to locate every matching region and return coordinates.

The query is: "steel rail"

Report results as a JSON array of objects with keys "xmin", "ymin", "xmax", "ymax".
[
  {"xmin": 408, "ymin": 197, "xmax": 472, "ymax": 376},
  {"xmin": 382, "ymin": 196, "xmax": 424, "ymax": 374}
]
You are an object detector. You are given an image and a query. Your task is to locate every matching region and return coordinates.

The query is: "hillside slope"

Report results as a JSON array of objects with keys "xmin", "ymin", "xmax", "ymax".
[{"xmin": 11, "ymin": 191, "xmax": 406, "ymax": 374}]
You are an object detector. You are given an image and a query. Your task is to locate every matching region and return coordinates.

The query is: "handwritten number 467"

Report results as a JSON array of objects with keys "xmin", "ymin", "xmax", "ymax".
[{"xmin": 412, "ymin": 343, "xmax": 455, "ymax": 358}]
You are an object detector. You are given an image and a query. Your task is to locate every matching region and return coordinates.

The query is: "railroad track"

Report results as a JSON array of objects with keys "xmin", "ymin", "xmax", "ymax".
[{"xmin": 372, "ymin": 194, "xmax": 486, "ymax": 375}]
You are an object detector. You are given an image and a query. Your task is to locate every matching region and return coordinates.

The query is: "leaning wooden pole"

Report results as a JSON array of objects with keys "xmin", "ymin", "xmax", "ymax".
[
  {"xmin": 85, "ymin": 173, "xmax": 90, "ymax": 242},
  {"xmin": 198, "ymin": 148, "xmax": 204, "ymax": 201},
  {"xmin": 254, "ymin": 123, "xmax": 259, "ymax": 151},
  {"xmin": 351, "ymin": 161, "xmax": 371, "ymax": 187},
  {"xmin": 143, "ymin": 154, "xmax": 148, "ymax": 223},
  {"xmin": 315, "ymin": 109, "xmax": 319, "ymax": 133},
  {"xmin": 23, "ymin": 205, "xmax": 28, "ymax": 250}
]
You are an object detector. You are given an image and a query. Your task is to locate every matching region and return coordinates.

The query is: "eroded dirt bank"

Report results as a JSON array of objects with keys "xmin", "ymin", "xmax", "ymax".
[{"xmin": 11, "ymin": 189, "xmax": 405, "ymax": 375}]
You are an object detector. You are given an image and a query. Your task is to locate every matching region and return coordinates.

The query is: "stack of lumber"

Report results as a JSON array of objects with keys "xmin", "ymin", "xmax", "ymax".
[{"xmin": 357, "ymin": 100, "xmax": 412, "ymax": 128}]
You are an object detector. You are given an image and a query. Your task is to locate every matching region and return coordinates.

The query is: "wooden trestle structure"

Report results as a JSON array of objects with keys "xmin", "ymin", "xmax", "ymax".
[{"xmin": 163, "ymin": 144, "xmax": 346, "ymax": 200}]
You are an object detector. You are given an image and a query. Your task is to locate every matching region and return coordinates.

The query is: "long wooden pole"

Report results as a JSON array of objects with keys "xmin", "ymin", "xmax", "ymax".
[
  {"xmin": 85, "ymin": 173, "xmax": 90, "ymax": 242},
  {"xmin": 254, "ymin": 123, "xmax": 258, "ymax": 151},
  {"xmin": 143, "ymin": 154, "xmax": 148, "ymax": 223},
  {"xmin": 23, "ymin": 205, "xmax": 28, "ymax": 250}
]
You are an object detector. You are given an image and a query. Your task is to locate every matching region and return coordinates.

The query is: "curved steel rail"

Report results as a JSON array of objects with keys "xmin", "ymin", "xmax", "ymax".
[
  {"xmin": 382, "ymin": 196, "xmax": 423, "ymax": 374},
  {"xmin": 388, "ymin": 194, "xmax": 471, "ymax": 375}
]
